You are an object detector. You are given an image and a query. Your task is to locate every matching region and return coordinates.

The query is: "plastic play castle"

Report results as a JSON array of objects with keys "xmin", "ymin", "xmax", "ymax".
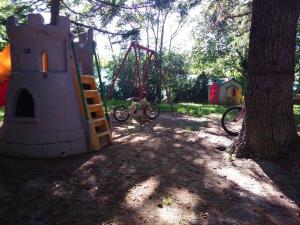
[{"xmin": 0, "ymin": 14, "xmax": 112, "ymax": 158}]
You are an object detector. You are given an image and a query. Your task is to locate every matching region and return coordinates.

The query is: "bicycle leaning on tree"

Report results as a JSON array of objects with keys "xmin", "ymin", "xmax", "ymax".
[{"xmin": 221, "ymin": 104, "xmax": 245, "ymax": 136}]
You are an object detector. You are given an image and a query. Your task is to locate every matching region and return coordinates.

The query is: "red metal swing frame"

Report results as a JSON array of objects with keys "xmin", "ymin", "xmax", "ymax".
[{"xmin": 110, "ymin": 41, "xmax": 173, "ymax": 109}]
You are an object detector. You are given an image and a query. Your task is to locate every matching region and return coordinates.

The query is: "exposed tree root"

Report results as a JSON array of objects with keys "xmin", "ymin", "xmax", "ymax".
[
  {"xmin": 231, "ymin": 126, "xmax": 300, "ymax": 159},
  {"xmin": 230, "ymin": 124, "xmax": 249, "ymax": 158}
]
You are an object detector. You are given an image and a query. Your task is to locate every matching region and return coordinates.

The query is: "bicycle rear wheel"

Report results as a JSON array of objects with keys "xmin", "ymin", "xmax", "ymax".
[
  {"xmin": 221, "ymin": 106, "xmax": 243, "ymax": 136},
  {"xmin": 114, "ymin": 106, "xmax": 130, "ymax": 122},
  {"xmin": 145, "ymin": 103, "xmax": 160, "ymax": 119}
]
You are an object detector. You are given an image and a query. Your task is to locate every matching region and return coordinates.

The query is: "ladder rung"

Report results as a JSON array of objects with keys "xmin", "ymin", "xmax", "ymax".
[
  {"xmin": 88, "ymin": 103, "xmax": 103, "ymax": 112},
  {"xmin": 81, "ymin": 75, "xmax": 97, "ymax": 89},
  {"xmin": 84, "ymin": 90, "xmax": 99, "ymax": 98},
  {"xmin": 81, "ymin": 75, "xmax": 94, "ymax": 83},
  {"xmin": 97, "ymin": 131, "xmax": 110, "ymax": 138},
  {"xmin": 93, "ymin": 118, "xmax": 106, "ymax": 126}
]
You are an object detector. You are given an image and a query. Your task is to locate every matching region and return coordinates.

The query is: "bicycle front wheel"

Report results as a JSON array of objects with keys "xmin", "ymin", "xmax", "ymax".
[
  {"xmin": 221, "ymin": 106, "xmax": 243, "ymax": 136},
  {"xmin": 114, "ymin": 106, "xmax": 130, "ymax": 122},
  {"xmin": 145, "ymin": 103, "xmax": 160, "ymax": 119}
]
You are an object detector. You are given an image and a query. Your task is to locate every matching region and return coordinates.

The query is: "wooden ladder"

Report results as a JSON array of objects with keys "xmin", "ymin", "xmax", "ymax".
[{"xmin": 81, "ymin": 75, "xmax": 112, "ymax": 150}]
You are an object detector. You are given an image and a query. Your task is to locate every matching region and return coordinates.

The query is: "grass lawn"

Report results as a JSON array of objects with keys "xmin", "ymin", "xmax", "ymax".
[
  {"xmin": 107, "ymin": 99, "xmax": 228, "ymax": 118},
  {"xmin": 108, "ymin": 100, "xmax": 300, "ymax": 125},
  {"xmin": 294, "ymin": 105, "xmax": 300, "ymax": 125},
  {"xmin": 1, "ymin": 103, "xmax": 300, "ymax": 125},
  {"xmin": 0, "ymin": 107, "xmax": 4, "ymax": 121}
]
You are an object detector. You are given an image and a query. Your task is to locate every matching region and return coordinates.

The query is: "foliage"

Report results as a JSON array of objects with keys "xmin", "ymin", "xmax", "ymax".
[
  {"xmin": 294, "ymin": 23, "xmax": 300, "ymax": 93},
  {"xmin": 104, "ymin": 50, "xmax": 160, "ymax": 101},
  {"xmin": 226, "ymin": 147, "xmax": 235, "ymax": 162},
  {"xmin": 294, "ymin": 105, "xmax": 300, "ymax": 125},
  {"xmin": 0, "ymin": 107, "xmax": 4, "ymax": 121},
  {"xmin": 163, "ymin": 197, "xmax": 173, "ymax": 206},
  {"xmin": 107, "ymin": 53, "xmax": 138, "ymax": 99},
  {"xmin": 104, "ymin": 49, "xmax": 210, "ymax": 103},
  {"xmin": 61, "ymin": 0, "xmax": 134, "ymax": 36},
  {"xmin": 162, "ymin": 51, "xmax": 211, "ymax": 103},
  {"xmin": 192, "ymin": 0, "xmax": 251, "ymax": 80},
  {"xmin": 0, "ymin": 0, "xmax": 36, "ymax": 50},
  {"xmin": 171, "ymin": 74, "xmax": 210, "ymax": 103},
  {"xmin": 99, "ymin": 0, "xmax": 203, "ymax": 101},
  {"xmin": 109, "ymin": 0, "xmax": 201, "ymax": 51},
  {"xmin": 162, "ymin": 51, "xmax": 190, "ymax": 101}
]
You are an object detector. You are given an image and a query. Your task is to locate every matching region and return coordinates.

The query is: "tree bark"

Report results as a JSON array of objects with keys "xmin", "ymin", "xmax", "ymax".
[
  {"xmin": 235, "ymin": 0, "xmax": 300, "ymax": 158},
  {"xmin": 156, "ymin": 11, "xmax": 169, "ymax": 103},
  {"xmin": 50, "ymin": 0, "xmax": 61, "ymax": 25}
]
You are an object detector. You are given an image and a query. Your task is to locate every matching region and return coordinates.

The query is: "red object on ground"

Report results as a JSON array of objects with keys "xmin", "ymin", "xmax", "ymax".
[
  {"xmin": 209, "ymin": 83, "xmax": 220, "ymax": 104},
  {"xmin": 0, "ymin": 80, "xmax": 9, "ymax": 107}
]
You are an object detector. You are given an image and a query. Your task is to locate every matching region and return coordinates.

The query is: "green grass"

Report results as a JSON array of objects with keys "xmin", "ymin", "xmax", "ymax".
[
  {"xmin": 0, "ymin": 103, "xmax": 299, "ymax": 125},
  {"xmin": 107, "ymin": 99, "xmax": 131, "ymax": 110},
  {"xmin": 107, "ymin": 100, "xmax": 300, "ymax": 125},
  {"xmin": 107, "ymin": 99, "xmax": 228, "ymax": 117},
  {"xmin": 294, "ymin": 105, "xmax": 300, "ymax": 125},
  {"xmin": 0, "ymin": 107, "xmax": 4, "ymax": 121},
  {"xmin": 174, "ymin": 102, "xmax": 227, "ymax": 117}
]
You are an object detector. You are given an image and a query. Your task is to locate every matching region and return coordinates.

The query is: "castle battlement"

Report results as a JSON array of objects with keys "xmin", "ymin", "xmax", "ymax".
[
  {"xmin": 7, "ymin": 14, "xmax": 70, "ymax": 38},
  {"xmin": 6, "ymin": 14, "xmax": 71, "ymax": 73},
  {"xmin": 75, "ymin": 29, "xmax": 94, "ymax": 75}
]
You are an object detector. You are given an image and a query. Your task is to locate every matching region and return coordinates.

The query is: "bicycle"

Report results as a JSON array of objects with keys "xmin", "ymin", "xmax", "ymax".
[
  {"xmin": 113, "ymin": 97, "xmax": 160, "ymax": 122},
  {"xmin": 221, "ymin": 105, "xmax": 245, "ymax": 136}
]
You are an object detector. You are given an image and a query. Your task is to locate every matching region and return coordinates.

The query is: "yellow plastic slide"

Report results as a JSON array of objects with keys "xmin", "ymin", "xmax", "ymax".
[{"xmin": 0, "ymin": 45, "xmax": 11, "ymax": 83}]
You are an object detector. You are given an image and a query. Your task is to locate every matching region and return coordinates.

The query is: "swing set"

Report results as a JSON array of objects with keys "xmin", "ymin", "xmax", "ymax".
[{"xmin": 110, "ymin": 41, "xmax": 173, "ymax": 109}]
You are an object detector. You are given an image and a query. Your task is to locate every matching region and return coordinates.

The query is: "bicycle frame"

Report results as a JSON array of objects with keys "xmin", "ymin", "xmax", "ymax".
[
  {"xmin": 233, "ymin": 105, "xmax": 245, "ymax": 122},
  {"xmin": 128, "ymin": 97, "xmax": 149, "ymax": 117}
]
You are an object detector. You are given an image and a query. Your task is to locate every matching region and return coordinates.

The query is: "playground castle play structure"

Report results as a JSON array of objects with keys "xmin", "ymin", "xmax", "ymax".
[{"xmin": 0, "ymin": 14, "xmax": 112, "ymax": 158}]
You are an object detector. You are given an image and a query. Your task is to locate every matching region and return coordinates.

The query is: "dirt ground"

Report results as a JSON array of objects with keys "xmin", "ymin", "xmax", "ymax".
[{"xmin": 0, "ymin": 112, "xmax": 300, "ymax": 225}]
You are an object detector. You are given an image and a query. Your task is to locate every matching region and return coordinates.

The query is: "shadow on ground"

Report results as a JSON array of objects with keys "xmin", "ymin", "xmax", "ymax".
[{"xmin": 0, "ymin": 112, "xmax": 299, "ymax": 225}]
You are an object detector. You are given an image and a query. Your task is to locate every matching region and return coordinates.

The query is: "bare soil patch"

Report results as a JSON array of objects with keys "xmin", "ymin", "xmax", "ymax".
[{"xmin": 0, "ymin": 112, "xmax": 299, "ymax": 225}]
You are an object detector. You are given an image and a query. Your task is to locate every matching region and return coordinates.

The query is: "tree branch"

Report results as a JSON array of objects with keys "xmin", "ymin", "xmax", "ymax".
[
  {"xmin": 209, "ymin": 11, "xmax": 252, "ymax": 32},
  {"xmin": 222, "ymin": 11, "xmax": 252, "ymax": 21},
  {"xmin": 168, "ymin": 15, "xmax": 187, "ymax": 51},
  {"xmin": 61, "ymin": 0, "xmax": 94, "ymax": 17},
  {"xmin": 88, "ymin": 0, "xmax": 154, "ymax": 10},
  {"xmin": 70, "ymin": 20, "xmax": 139, "ymax": 36}
]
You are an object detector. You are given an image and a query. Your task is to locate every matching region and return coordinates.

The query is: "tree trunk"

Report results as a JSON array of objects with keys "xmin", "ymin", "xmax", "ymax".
[
  {"xmin": 156, "ymin": 11, "xmax": 168, "ymax": 103},
  {"xmin": 235, "ymin": 0, "xmax": 300, "ymax": 158},
  {"xmin": 50, "ymin": 0, "xmax": 61, "ymax": 25},
  {"xmin": 154, "ymin": 11, "xmax": 161, "ymax": 53}
]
